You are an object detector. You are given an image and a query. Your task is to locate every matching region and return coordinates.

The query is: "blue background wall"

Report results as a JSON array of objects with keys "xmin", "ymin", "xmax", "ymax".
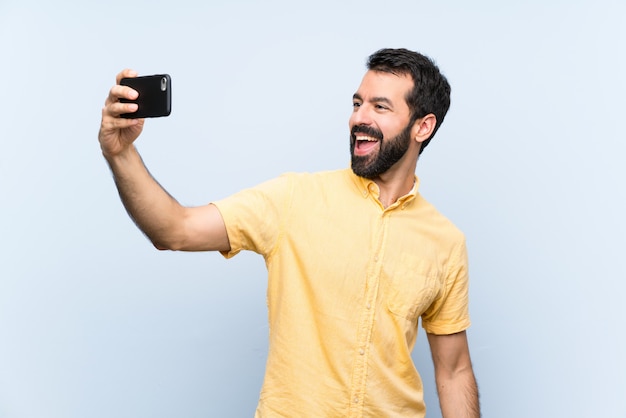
[{"xmin": 1, "ymin": 1, "xmax": 625, "ymax": 416}]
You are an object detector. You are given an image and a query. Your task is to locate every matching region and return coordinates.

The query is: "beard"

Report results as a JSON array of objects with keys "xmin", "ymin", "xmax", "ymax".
[{"xmin": 350, "ymin": 123, "xmax": 412, "ymax": 179}]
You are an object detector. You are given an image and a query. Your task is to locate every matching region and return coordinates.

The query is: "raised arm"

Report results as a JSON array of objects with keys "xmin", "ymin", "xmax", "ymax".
[
  {"xmin": 427, "ymin": 331, "xmax": 480, "ymax": 418},
  {"xmin": 98, "ymin": 69, "xmax": 230, "ymax": 252}
]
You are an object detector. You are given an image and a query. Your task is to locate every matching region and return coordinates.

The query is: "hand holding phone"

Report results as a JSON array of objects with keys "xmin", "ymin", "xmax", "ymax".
[{"xmin": 120, "ymin": 74, "xmax": 172, "ymax": 118}]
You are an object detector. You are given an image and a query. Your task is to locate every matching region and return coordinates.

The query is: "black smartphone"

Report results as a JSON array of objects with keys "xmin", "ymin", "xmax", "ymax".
[{"xmin": 120, "ymin": 74, "xmax": 172, "ymax": 118}]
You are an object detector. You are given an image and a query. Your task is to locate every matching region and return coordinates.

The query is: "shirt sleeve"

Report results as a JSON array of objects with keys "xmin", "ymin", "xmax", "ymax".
[
  {"xmin": 212, "ymin": 174, "xmax": 293, "ymax": 259},
  {"xmin": 421, "ymin": 239, "xmax": 471, "ymax": 335}
]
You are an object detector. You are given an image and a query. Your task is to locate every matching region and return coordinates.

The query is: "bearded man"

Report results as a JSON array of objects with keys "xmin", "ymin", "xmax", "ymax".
[{"xmin": 98, "ymin": 48, "xmax": 480, "ymax": 418}]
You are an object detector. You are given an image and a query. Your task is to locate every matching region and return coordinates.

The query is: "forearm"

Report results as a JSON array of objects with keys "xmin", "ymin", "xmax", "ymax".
[
  {"xmin": 436, "ymin": 366, "xmax": 480, "ymax": 418},
  {"xmin": 104, "ymin": 145, "xmax": 186, "ymax": 250}
]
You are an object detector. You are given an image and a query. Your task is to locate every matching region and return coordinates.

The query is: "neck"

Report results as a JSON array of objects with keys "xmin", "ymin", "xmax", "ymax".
[
  {"xmin": 357, "ymin": 143, "xmax": 420, "ymax": 208},
  {"xmin": 373, "ymin": 161, "xmax": 417, "ymax": 208}
]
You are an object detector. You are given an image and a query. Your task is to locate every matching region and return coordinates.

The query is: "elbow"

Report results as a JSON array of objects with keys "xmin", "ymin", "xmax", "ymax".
[
  {"xmin": 144, "ymin": 224, "xmax": 188, "ymax": 251},
  {"xmin": 149, "ymin": 234, "xmax": 183, "ymax": 251},
  {"xmin": 151, "ymin": 238, "xmax": 186, "ymax": 251},
  {"xmin": 152, "ymin": 242, "xmax": 171, "ymax": 251}
]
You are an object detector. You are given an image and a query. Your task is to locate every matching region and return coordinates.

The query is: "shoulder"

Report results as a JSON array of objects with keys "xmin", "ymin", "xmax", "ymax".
[{"xmin": 413, "ymin": 193, "xmax": 466, "ymax": 243}]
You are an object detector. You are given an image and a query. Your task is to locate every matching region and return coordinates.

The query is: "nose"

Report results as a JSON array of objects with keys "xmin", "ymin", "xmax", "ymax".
[{"xmin": 350, "ymin": 104, "xmax": 373, "ymax": 127}]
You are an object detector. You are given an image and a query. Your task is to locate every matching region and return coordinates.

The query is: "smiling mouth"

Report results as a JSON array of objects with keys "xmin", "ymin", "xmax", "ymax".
[
  {"xmin": 355, "ymin": 135, "xmax": 378, "ymax": 142},
  {"xmin": 354, "ymin": 135, "xmax": 380, "ymax": 155}
]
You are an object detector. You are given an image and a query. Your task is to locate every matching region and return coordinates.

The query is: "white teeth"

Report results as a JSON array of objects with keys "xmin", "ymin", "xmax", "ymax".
[{"xmin": 356, "ymin": 135, "xmax": 378, "ymax": 142}]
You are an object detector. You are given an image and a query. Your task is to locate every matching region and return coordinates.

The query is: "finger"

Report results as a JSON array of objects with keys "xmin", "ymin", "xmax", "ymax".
[
  {"xmin": 104, "ymin": 84, "xmax": 139, "ymax": 106},
  {"xmin": 104, "ymin": 101, "xmax": 139, "ymax": 118},
  {"xmin": 100, "ymin": 106, "xmax": 142, "ymax": 129},
  {"xmin": 104, "ymin": 69, "xmax": 139, "ymax": 106},
  {"xmin": 115, "ymin": 68, "xmax": 138, "ymax": 84}
]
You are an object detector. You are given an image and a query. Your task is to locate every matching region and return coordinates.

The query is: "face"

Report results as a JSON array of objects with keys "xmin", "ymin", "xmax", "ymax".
[{"xmin": 349, "ymin": 70, "xmax": 415, "ymax": 179}]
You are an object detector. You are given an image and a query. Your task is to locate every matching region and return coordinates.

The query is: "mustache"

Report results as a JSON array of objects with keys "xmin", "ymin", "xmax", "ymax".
[{"xmin": 351, "ymin": 125, "xmax": 383, "ymax": 141}]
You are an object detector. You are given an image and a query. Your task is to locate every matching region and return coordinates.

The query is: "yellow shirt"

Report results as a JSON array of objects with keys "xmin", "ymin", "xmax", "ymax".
[{"xmin": 215, "ymin": 168, "xmax": 471, "ymax": 418}]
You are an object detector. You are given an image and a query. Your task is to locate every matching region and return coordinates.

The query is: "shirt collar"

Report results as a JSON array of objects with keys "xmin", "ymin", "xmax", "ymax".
[{"xmin": 348, "ymin": 169, "xmax": 419, "ymax": 209}]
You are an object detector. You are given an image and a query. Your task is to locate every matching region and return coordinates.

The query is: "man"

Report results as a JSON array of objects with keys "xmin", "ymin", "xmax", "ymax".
[{"xmin": 98, "ymin": 48, "xmax": 480, "ymax": 417}]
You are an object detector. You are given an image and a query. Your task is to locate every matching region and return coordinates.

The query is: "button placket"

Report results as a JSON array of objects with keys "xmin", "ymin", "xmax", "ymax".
[{"xmin": 347, "ymin": 214, "xmax": 388, "ymax": 417}]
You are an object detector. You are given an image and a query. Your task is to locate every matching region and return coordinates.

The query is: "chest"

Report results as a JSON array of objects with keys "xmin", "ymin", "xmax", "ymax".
[{"xmin": 274, "ymin": 202, "xmax": 447, "ymax": 321}]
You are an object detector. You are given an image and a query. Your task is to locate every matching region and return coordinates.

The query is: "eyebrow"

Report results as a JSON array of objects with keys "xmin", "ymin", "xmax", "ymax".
[{"xmin": 353, "ymin": 93, "xmax": 393, "ymax": 106}]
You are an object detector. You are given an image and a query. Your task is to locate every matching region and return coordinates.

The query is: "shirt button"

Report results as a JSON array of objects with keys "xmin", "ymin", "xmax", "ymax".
[
  {"xmin": 353, "ymin": 397, "xmax": 359, "ymax": 404},
  {"xmin": 366, "ymin": 303, "xmax": 371, "ymax": 309},
  {"xmin": 359, "ymin": 348, "xmax": 365, "ymax": 355}
]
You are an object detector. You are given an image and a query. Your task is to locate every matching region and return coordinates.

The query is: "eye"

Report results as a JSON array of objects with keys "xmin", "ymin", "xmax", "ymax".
[
  {"xmin": 352, "ymin": 101, "xmax": 362, "ymax": 108},
  {"xmin": 375, "ymin": 103, "xmax": 389, "ymax": 110}
]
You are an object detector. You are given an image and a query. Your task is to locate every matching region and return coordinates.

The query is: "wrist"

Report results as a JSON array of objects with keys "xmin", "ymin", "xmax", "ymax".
[{"xmin": 102, "ymin": 144, "xmax": 139, "ymax": 167}]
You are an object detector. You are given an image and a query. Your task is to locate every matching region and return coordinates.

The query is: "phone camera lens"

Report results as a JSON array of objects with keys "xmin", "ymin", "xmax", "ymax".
[{"xmin": 161, "ymin": 77, "xmax": 167, "ymax": 91}]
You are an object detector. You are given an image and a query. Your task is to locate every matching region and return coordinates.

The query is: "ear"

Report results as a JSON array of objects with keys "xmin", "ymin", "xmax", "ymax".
[{"xmin": 411, "ymin": 114, "xmax": 437, "ymax": 144}]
